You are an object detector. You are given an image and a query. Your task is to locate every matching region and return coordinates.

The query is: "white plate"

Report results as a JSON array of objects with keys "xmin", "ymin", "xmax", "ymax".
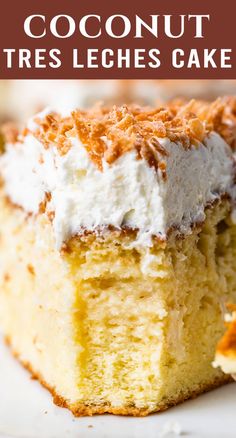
[{"xmin": 0, "ymin": 337, "xmax": 235, "ymax": 438}]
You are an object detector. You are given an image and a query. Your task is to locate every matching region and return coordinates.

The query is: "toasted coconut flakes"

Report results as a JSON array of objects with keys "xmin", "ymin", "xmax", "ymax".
[{"xmin": 13, "ymin": 97, "xmax": 236, "ymax": 175}]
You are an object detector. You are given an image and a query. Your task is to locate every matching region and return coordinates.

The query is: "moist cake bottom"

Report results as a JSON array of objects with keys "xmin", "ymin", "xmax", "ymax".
[
  {"xmin": 0, "ymin": 193, "xmax": 236, "ymax": 416},
  {"xmin": 3, "ymin": 336, "xmax": 233, "ymax": 416}
]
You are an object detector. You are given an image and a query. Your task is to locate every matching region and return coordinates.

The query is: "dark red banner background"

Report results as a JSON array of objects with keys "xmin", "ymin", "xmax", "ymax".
[{"xmin": 0, "ymin": 0, "xmax": 235, "ymax": 79}]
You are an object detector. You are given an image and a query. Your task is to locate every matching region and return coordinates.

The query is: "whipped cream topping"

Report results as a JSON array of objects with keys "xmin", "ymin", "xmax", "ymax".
[{"xmin": 0, "ymin": 128, "xmax": 235, "ymax": 248}]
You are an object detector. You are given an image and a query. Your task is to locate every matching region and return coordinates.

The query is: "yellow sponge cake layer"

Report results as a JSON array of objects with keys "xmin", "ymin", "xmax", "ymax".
[{"xmin": 0, "ymin": 195, "xmax": 236, "ymax": 415}]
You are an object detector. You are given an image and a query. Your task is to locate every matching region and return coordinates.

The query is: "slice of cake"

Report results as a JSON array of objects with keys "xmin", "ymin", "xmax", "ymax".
[
  {"xmin": 1, "ymin": 99, "xmax": 236, "ymax": 416},
  {"xmin": 214, "ymin": 305, "xmax": 236, "ymax": 378}
]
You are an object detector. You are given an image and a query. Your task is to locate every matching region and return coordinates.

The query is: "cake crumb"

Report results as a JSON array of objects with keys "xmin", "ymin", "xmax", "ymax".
[
  {"xmin": 27, "ymin": 264, "xmax": 35, "ymax": 275},
  {"xmin": 159, "ymin": 420, "xmax": 184, "ymax": 437},
  {"xmin": 3, "ymin": 272, "xmax": 10, "ymax": 282}
]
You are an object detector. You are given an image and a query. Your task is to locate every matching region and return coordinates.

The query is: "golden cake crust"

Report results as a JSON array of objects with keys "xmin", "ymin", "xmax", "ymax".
[{"xmin": 5, "ymin": 336, "xmax": 232, "ymax": 417}]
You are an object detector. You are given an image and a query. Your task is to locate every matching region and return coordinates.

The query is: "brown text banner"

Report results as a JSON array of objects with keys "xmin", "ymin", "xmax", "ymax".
[{"xmin": 0, "ymin": 0, "xmax": 235, "ymax": 79}]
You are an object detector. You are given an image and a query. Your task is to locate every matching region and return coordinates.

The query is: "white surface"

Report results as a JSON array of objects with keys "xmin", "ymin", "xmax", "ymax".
[
  {"xmin": 0, "ymin": 337, "xmax": 235, "ymax": 438},
  {"xmin": 1, "ymin": 129, "xmax": 235, "ymax": 249}
]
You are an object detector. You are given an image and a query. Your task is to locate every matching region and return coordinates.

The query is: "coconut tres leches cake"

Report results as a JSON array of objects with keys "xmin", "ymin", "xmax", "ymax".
[{"xmin": 1, "ymin": 98, "xmax": 236, "ymax": 416}]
